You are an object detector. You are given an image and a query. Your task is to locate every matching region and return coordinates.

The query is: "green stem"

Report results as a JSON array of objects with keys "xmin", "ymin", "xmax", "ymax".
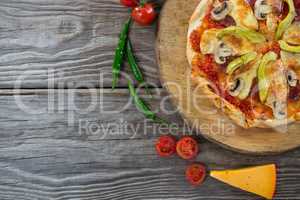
[
  {"xmin": 140, "ymin": 0, "xmax": 147, "ymax": 6},
  {"xmin": 128, "ymin": 80, "xmax": 168, "ymax": 124}
]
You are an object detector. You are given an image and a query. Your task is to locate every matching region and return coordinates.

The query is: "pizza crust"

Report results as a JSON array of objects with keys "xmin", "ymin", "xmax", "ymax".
[
  {"xmin": 187, "ymin": 0, "xmax": 298, "ymax": 129},
  {"xmin": 187, "ymin": 0, "xmax": 213, "ymax": 64}
]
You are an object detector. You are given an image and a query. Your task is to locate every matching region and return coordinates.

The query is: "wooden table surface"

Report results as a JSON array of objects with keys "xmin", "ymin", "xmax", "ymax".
[{"xmin": 0, "ymin": 0, "xmax": 299, "ymax": 199}]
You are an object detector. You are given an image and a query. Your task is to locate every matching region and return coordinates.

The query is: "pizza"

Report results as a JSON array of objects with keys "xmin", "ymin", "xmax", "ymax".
[{"xmin": 187, "ymin": 0, "xmax": 300, "ymax": 128}]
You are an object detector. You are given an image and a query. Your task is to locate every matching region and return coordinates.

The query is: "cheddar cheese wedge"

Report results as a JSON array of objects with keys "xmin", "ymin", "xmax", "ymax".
[{"xmin": 210, "ymin": 164, "xmax": 276, "ymax": 199}]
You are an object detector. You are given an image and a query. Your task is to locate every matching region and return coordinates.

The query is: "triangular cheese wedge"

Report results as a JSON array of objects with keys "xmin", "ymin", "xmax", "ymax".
[{"xmin": 210, "ymin": 164, "xmax": 276, "ymax": 199}]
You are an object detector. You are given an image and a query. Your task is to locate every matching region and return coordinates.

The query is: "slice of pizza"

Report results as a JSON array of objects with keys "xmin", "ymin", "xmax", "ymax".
[{"xmin": 187, "ymin": 0, "xmax": 300, "ymax": 128}]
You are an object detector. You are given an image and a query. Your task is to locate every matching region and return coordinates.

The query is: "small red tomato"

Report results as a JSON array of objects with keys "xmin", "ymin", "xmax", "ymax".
[
  {"xmin": 120, "ymin": 0, "xmax": 138, "ymax": 8},
  {"xmin": 155, "ymin": 135, "xmax": 177, "ymax": 157},
  {"xmin": 176, "ymin": 136, "xmax": 199, "ymax": 160},
  {"xmin": 131, "ymin": 3, "xmax": 157, "ymax": 26},
  {"xmin": 186, "ymin": 163, "xmax": 206, "ymax": 186}
]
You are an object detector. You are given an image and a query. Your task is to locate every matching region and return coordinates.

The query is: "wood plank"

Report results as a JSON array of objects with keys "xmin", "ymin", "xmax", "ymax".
[
  {"xmin": 0, "ymin": 0, "xmax": 163, "ymax": 89},
  {"xmin": 0, "ymin": 89, "xmax": 299, "ymax": 199}
]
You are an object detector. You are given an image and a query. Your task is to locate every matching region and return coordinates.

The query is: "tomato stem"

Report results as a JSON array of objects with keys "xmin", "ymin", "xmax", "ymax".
[{"xmin": 140, "ymin": 0, "xmax": 146, "ymax": 6}]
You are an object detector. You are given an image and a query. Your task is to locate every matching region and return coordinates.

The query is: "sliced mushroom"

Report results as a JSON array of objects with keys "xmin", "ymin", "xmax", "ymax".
[
  {"xmin": 254, "ymin": 0, "xmax": 272, "ymax": 20},
  {"xmin": 215, "ymin": 54, "xmax": 227, "ymax": 65},
  {"xmin": 211, "ymin": 1, "xmax": 233, "ymax": 21},
  {"xmin": 235, "ymin": 57, "xmax": 261, "ymax": 99},
  {"xmin": 272, "ymin": 101, "xmax": 288, "ymax": 120},
  {"xmin": 287, "ymin": 69, "xmax": 298, "ymax": 87},
  {"xmin": 228, "ymin": 78, "xmax": 244, "ymax": 96},
  {"xmin": 226, "ymin": 58, "xmax": 260, "ymax": 99},
  {"xmin": 214, "ymin": 41, "xmax": 233, "ymax": 64}
]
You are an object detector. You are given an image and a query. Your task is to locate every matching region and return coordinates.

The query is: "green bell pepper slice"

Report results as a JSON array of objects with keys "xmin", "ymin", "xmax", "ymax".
[
  {"xmin": 279, "ymin": 40, "xmax": 300, "ymax": 53},
  {"xmin": 217, "ymin": 26, "xmax": 266, "ymax": 43},
  {"xmin": 275, "ymin": 0, "xmax": 296, "ymax": 40},
  {"xmin": 227, "ymin": 52, "xmax": 258, "ymax": 75},
  {"xmin": 258, "ymin": 51, "xmax": 278, "ymax": 102}
]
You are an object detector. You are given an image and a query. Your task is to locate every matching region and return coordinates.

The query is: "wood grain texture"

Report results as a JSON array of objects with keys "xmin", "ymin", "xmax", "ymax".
[
  {"xmin": 156, "ymin": 0, "xmax": 300, "ymax": 154},
  {"xmin": 0, "ymin": 0, "xmax": 162, "ymax": 89},
  {"xmin": 0, "ymin": 89, "xmax": 299, "ymax": 199},
  {"xmin": 0, "ymin": 0, "xmax": 299, "ymax": 199}
]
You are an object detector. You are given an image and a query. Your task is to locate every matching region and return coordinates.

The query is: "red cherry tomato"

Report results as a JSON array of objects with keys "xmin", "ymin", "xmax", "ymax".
[
  {"xmin": 131, "ymin": 3, "xmax": 157, "ymax": 26},
  {"xmin": 186, "ymin": 163, "xmax": 206, "ymax": 186},
  {"xmin": 176, "ymin": 136, "xmax": 199, "ymax": 160},
  {"xmin": 155, "ymin": 135, "xmax": 177, "ymax": 157},
  {"xmin": 120, "ymin": 0, "xmax": 139, "ymax": 8}
]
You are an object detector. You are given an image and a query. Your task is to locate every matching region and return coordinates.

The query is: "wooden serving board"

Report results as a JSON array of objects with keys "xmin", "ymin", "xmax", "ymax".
[{"xmin": 156, "ymin": 0, "xmax": 300, "ymax": 155}]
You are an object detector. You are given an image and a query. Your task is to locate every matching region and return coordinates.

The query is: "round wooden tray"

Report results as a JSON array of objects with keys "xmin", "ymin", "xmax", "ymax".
[{"xmin": 156, "ymin": 0, "xmax": 300, "ymax": 155}]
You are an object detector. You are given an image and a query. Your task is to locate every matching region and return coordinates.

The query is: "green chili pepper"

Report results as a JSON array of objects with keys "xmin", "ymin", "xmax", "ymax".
[
  {"xmin": 140, "ymin": 0, "xmax": 146, "ymax": 6},
  {"xmin": 112, "ymin": 18, "xmax": 132, "ymax": 89},
  {"xmin": 128, "ymin": 80, "xmax": 167, "ymax": 124},
  {"xmin": 126, "ymin": 39, "xmax": 151, "ymax": 95}
]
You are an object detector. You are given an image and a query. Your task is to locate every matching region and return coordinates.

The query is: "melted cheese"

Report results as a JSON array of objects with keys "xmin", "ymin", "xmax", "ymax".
[
  {"xmin": 235, "ymin": 56, "xmax": 261, "ymax": 100},
  {"xmin": 265, "ymin": 60, "xmax": 288, "ymax": 111},
  {"xmin": 222, "ymin": 34, "xmax": 255, "ymax": 55},
  {"xmin": 210, "ymin": 164, "xmax": 276, "ymax": 199},
  {"xmin": 281, "ymin": 51, "xmax": 300, "ymax": 68},
  {"xmin": 266, "ymin": 0, "xmax": 282, "ymax": 34},
  {"xmin": 228, "ymin": 0, "xmax": 258, "ymax": 30},
  {"xmin": 266, "ymin": 14, "xmax": 279, "ymax": 40},
  {"xmin": 200, "ymin": 29, "xmax": 254, "ymax": 56},
  {"xmin": 283, "ymin": 22, "xmax": 300, "ymax": 45},
  {"xmin": 200, "ymin": 29, "xmax": 220, "ymax": 54}
]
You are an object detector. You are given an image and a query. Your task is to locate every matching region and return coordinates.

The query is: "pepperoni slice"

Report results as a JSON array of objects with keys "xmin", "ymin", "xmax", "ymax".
[
  {"xmin": 246, "ymin": 0, "xmax": 256, "ymax": 7},
  {"xmin": 289, "ymin": 83, "xmax": 300, "ymax": 101},
  {"xmin": 216, "ymin": 16, "xmax": 236, "ymax": 27},
  {"xmin": 294, "ymin": 0, "xmax": 300, "ymax": 20}
]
